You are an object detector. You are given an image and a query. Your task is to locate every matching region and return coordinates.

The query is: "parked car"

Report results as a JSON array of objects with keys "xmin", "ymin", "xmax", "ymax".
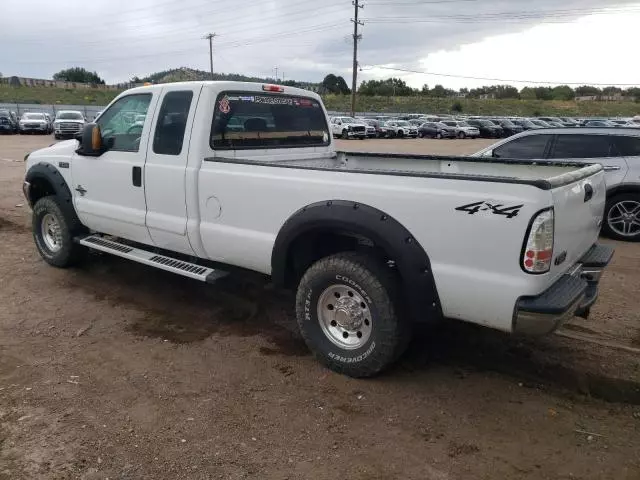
[
  {"xmin": 22, "ymin": 81, "xmax": 613, "ymax": 377},
  {"xmin": 330, "ymin": 116, "xmax": 367, "ymax": 139},
  {"xmin": 491, "ymin": 119, "xmax": 524, "ymax": 137},
  {"xmin": 584, "ymin": 120, "xmax": 618, "ymax": 128},
  {"xmin": 439, "ymin": 121, "xmax": 480, "ymax": 139},
  {"xmin": 511, "ymin": 119, "xmax": 543, "ymax": 131},
  {"xmin": 53, "ymin": 111, "xmax": 86, "ymax": 139},
  {"xmin": 473, "ymin": 127, "xmax": 640, "ymax": 241},
  {"xmin": 609, "ymin": 119, "xmax": 638, "ymax": 128},
  {"xmin": 546, "ymin": 121, "xmax": 566, "ymax": 128},
  {"xmin": 0, "ymin": 110, "xmax": 18, "ymax": 134},
  {"xmin": 19, "ymin": 112, "xmax": 49, "ymax": 134},
  {"xmin": 417, "ymin": 122, "xmax": 454, "ymax": 139},
  {"xmin": 529, "ymin": 119, "xmax": 553, "ymax": 128},
  {"xmin": 466, "ymin": 119, "xmax": 503, "ymax": 138},
  {"xmin": 362, "ymin": 119, "xmax": 387, "ymax": 138},
  {"xmin": 385, "ymin": 120, "xmax": 418, "ymax": 138}
]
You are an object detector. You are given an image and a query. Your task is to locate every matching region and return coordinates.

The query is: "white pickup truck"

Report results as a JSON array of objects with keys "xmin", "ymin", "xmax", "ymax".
[{"xmin": 23, "ymin": 81, "xmax": 613, "ymax": 377}]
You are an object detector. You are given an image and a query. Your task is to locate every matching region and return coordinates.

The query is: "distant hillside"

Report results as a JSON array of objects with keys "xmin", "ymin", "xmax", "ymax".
[{"xmin": 138, "ymin": 67, "xmax": 277, "ymax": 84}]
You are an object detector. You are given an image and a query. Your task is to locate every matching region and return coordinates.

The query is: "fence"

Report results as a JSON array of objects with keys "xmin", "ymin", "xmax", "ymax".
[{"xmin": 0, "ymin": 103, "xmax": 107, "ymax": 121}]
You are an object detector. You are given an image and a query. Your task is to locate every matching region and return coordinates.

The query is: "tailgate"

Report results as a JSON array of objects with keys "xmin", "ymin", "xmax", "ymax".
[{"xmin": 550, "ymin": 168, "xmax": 606, "ymax": 275}]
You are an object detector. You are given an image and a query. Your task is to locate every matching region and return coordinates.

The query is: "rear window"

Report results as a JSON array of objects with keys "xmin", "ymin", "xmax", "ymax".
[
  {"xmin": 613, "ymin": 136, "xmax": 640, "ymax": 157},
  {"xmin": 210, "ymin": 91, "xmax": 330, "ymax": 150},
  {"xmin": 551, "ymin": 134, "xmax": 612, "ymax": 159}
]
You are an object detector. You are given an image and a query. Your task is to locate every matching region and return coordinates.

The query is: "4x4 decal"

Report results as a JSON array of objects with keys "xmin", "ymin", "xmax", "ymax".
[{"xmin": 455, "ymin": 201, "xmax": 523, "ymax": 219}]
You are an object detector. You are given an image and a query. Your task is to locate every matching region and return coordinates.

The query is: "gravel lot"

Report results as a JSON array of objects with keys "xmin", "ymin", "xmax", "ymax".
[{"xmin": 1, "ymin": 135, "xmax": 639, "ymax": 480}]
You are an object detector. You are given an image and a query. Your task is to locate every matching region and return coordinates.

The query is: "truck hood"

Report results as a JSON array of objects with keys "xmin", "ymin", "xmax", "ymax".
[
  {"xmin": 28, "ymin": 139, "xmax": 77, "ymax": 165},
  {"xmin": 55, "ymin": 120, "xmax": 85, "ymax": 124}
]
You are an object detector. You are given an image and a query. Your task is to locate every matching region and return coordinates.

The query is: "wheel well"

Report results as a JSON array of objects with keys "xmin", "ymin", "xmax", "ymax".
[
  {"xmin": 607, "ymin": 186, "xmax": 640, "ymax": 200},
  {"xmin": 283, "ymin": 229, "xmax": 390, "ymax": 288},
  {"xmin": 28, "ymin": 177, "xmax": 56, "ymax": 205}
]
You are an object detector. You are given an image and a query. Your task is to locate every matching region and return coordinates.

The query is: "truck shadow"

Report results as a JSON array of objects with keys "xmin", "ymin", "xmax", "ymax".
[{"xmin": 65, "ymin": 253, "xmax": 640, "ymax": 404}]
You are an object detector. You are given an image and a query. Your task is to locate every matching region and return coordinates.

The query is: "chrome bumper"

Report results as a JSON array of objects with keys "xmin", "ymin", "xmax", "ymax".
[{"xmin": 513, "ymin": 244, "xmax": 614, "ymax": 335}]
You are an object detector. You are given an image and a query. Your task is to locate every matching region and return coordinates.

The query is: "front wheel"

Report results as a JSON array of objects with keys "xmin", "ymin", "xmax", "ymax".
[
  {"xmin": 32, "ymin": 196, "xmax": 86, "ymax": 267},
  {"xmin": 342, "ymin": 129, "xmax": 349, "ymax": 139},
  {"xmin": 458, "ymin": 131, "xmax": 466, "ymax": 139},
  {"xmin": 602, "ymin": 194, "xmax": 640, "ymax": 241},
  {"xmin": 436, "ymin": 132, "xmax": 443, "ymax": 139},
  {"xmin": 295, "ymin": 252, "xmax": 410, "ymax": 377}
]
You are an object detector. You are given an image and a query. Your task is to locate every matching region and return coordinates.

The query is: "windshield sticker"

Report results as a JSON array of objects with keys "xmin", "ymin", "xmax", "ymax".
[
  {"xmin": 219, "ymin": 96, "xmax": 231, "ymax": 114},
  {"xmin": 239, "ymin": 96, "xmax": 254, "ymax": 102},
  {"xmin": 323, "ymin": 132, "xmax": 329, "ymax": 143}
]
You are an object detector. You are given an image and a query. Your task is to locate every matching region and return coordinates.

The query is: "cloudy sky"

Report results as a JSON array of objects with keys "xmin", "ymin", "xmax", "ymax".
[{"xmin": 3, "ymin": 0, "xmax": 639, "ymax": 89}]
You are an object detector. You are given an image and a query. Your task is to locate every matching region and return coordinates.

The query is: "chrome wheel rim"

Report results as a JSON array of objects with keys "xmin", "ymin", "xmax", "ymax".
[
  {"xmin": 608, "ymin": 200, "xmax": 640, "ymax": 237},
  {"xmin": 41, "ymin": 213, "xmax": 62, "ymax": 252},
  {"xmin": 317, "ymin": 284, "xmax": 373, "ymax": 350}
]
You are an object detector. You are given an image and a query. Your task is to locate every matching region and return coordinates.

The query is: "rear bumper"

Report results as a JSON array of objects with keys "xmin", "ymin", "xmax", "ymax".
[{"xmin": 513, "ymin": 243, "xmax": 614, "ymax": 335}]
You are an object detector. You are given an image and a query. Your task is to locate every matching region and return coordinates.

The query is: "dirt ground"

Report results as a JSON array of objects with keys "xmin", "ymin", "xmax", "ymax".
[{"xmin": 1, "ymin": 135, "xmax": 639, "ymax": 480}]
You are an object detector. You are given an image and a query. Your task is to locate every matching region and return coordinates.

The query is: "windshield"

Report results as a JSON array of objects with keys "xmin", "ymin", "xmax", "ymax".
[
  {"xmin": 500, "ymin": 120, "xmax": 515, "ymax": 127},
  {"xmin": 23, "ymin": 113, "xmax": 44, "ymax": 120},
  {"xmin": 443, "ymin": 121, "xmax": 456, "ymax": 126},
  {"xmin": 479, "ymin": 120, "xmax": 494, "ymax": 126},
  {"xmin": 532, "ymin": 120, "xmax": 550, "ymax": 126},
  {"xmin": 396, "ymin": 121, "xmax": 410, "ymax": 126},
  {"xmin": 340, "ymin": 118, "xmax": 354, "ymax": 124},
  {"xmin": 211, "ymin": 92, "xmax": 330, "ymax": 150},
  {"xmin": 56, "ymin": 112, "xmax": 83, "ymax": 120}
]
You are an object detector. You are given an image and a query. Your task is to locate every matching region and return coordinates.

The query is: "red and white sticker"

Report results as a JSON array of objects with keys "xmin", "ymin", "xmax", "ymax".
[{"xmin": 219, "ymin": 96, "xmax": 231, "ymax": 114}]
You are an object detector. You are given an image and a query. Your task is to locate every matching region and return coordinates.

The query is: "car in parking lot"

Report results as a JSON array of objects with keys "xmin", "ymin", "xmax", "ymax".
[
  {"xmin": 330, "ymin": 116, "xmax": 367, "ymax": 139},
  {"xmin": 417, "ymin": 122, "xmax": 454, "ymax": 139},
  {"xmin": 491, "ymin": 119, "xmax": 524, "ymax": 137},
  {"xmin": 53, "ymin": 111, "xmax": 86, "ymax": 139},
  {"xmin": 361, "ymin": 119, "xmax": 388, "ymax": 138},
  {"xmin": 0, "ymin": 110, "xmax": 18, "ymax": 134},
  {"xmin": 529, "ymin": 119, "xmax": 553, "ymax": 128},
  {"xmin": 466, "ymin": 119, "xmax": 503, "ymax": 138},
  {"xmin": 385, "ymin": 120, "xmax": 418, "ymax": 138},
  {"xmin": 19, "ymin": 112, "xmax": 49, "ymax": 134},
  {"xmin": 584, "ymin": 120, "xmax": 618, "ymax": 128},
  {"xmin": 511, "ymin": 119, "xmax": 542, "ymax": 131},
  {"xmin": 439, "ymin": 120, "xmax": 480, "ymax": 139},
  {"xmin": 474, "ymin": 127, "xmax": 640, "ymax": 241}
]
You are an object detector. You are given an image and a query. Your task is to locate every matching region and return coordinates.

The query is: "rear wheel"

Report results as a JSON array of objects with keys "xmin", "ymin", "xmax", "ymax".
[
  {"xmin": 458, "ymin": 131, "xmax": 466, "ymax": 139},
  {"xmin": 342, "ymin": 129, "xmax": 349, "ymax": 139},
  {"xmin": 603, "ymin": 194, "xmax": 640, "ymax": 242},
  {"xmin": 397, "ymin": 130, "xmax": 404, "ymax": 139},
  {"xmin": 32, "ymin": 196, "xmax": 86, "ymax": 267},
  {"xmin": 436, "ymin": 132, "xmax": 443, "ymax": 139},
  {"xmin": 295, "ymin": 252, "xmax": 410, "ymax": 377},
  {"xmin": 418, "ymin": 131, "xmax": 424, "ymax": 138}
]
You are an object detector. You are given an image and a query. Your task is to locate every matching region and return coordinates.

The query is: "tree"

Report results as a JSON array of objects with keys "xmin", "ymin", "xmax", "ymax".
[
  {"xmin": 451, "ymin": 101, "xmax": 463, "ymax": 113},
  {"xmin": 358, "ymin": 78, "xmax": 413, "ymax": 96},
  {"xmin": 533, "ymin": 86, "xmax": 553, "ymax": 100},
  {"xmin": 53, "ymin": 67, "xmax": 105, "ymax": 85},
  {"xmin": 519, "ymin": 87, "xmax": 536, "ymax": 100},
  {"xmin": 430, "ymin": 84, "xmax": 447, "ymax": 98},
  {"xmin": 623, "ymin": 87, "xmax": 640, "ymax": 100},
  {"xmin": 575, "ymin": 85, "xmax": 602, "ymax": 97},
  {"xmin": 421, "ymin": 84, "xmax": 430, "ymax": 95},
  {"xmin": 321, "ymin": 74, "xmax": 350, "ymax": 94},
  {"xmin": 551, "ymin": 85, "xmax": 575, "ymax": 101}
]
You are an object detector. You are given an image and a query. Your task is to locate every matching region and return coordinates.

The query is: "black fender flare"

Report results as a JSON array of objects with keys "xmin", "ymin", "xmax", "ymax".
[
  {"xmin": 606, "ymin": 183, "xmax": 640, "ymax": 199},
  {"xmin": 25, "ymin": 162, "xmax": 79, "ymax": 226},
  {"xmin": 271, "ymin": 200, "xmax": 442, "ymax": 323}
]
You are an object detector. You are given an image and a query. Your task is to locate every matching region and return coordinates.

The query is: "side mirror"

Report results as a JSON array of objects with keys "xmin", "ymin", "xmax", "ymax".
[{"xmin": 76, "ymin": 123, "xmax": 105, "ymax": 157}]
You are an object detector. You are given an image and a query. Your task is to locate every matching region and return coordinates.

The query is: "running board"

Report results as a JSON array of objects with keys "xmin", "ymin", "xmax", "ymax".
[{"xmin": 77, "ymin": 235, "xmax": 228, "ymax": 284}]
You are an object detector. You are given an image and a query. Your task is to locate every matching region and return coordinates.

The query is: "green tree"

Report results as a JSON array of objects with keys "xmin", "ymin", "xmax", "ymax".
[
  {"xmin": 53, "ymin": 67, "xmax": 105, "ymax": 85},
  {"xmin": 321, "ymin": 74, "xmax": 350, "ymax": 94},
  {"xmin": 623, "ymin": 87, "xmax": 640, "ymax": 99},
  {"xmin": 551, "ymin": 85, "xmax": 575, "ymax": 101},
  {"xmin": 533, "ymin": 86, "xmax": 553, "ymax": 100},
  {"xmin": 358, "ymin": 78, "xmax": 413, "ymax": 96},
  {"xmin": 602, "ymin": 86, "xmax": 622, "ymax": 96},
  {"xmin": 430, "ymin": 84, "xmax": 447, "ymax": 97},
  {"xmin": 519, "ymin": 87, "xmax": 536, "ymax": 100},
  {"xmin": 451, "ymin": 101, "xmax": 463, "ymax": 113},
  {"xmin": 575, "ymin": 85, "xmax": 602, "ymax": 97},
  {"xmin": 421, "ymin": 84, "xmax": 430, "ymax": 95}
]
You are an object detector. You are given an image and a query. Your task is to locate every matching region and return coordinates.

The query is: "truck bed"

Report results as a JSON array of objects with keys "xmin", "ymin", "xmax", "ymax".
[{"xmin": 210, "ymin": 151, "xmax": 602, "ymax": 190}]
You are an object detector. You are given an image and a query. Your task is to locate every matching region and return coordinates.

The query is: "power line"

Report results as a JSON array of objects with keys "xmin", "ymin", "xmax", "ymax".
[
  {"xmin": 351, "ymin": 0, "xmax": 364, "ymax": 117},
  {"xmin": 361, "ymin": 65, "xmax": 640, "ymax": 86}
]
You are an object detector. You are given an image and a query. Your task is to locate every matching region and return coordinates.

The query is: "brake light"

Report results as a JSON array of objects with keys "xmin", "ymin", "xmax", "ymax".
[
  {"xmin": 522, "ymin": 209, "xmax": 554, "ymax": 274},
  {"xmin": 262, "ymin": 84, "xmax": 284, "ymax": 92}
]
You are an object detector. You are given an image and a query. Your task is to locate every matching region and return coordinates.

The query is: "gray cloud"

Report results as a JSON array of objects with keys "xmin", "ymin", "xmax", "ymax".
[{"xmin": 1, "ymin": 0, "xmax": 637, "ymax": 86}]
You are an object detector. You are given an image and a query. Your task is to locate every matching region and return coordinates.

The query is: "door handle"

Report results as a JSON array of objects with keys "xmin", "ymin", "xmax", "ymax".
[
  {"xmin": 603, "ymin": 165, "xmax": 621, "ymax": 171},
  {"xmin": 132, "ymin": 166, "xmax": 142, "ymax": 187}
]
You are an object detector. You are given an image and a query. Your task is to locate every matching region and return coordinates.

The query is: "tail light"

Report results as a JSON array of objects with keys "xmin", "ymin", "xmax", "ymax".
[{"xmin": 522, "ymin": 208, "xmax": 554, "ymax": 274}]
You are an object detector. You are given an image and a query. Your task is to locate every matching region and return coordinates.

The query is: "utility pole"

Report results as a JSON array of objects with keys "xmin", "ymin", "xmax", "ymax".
[
  {"xmin": 350, "ymin": 0, "xmax": 364, "ymax": 117},
  {"xmin": 204, "ymin": 33, "xmax": 217, "ymax": 80},
  {"xmin": 274, "ymin": 66, "xmax": 279, "ymax": 83}
]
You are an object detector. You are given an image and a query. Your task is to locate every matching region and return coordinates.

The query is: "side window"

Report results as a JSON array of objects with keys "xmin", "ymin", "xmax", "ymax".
[
  {"xmin": 551, "ymin": 134, "xmax": 612, "ymax": 159},
  {"xmin": 612, "ymin": 136, "xmax": 640, "ymax": 157},
  {"xmin": 153, "ymin": 91, "xmax": 193, "ymax": 156},
  {"xmin": 96, "ymin": 94, "xmax": 152, "ymax": 152},
  {"xmin": 493, "ymin": 135, "xmax": 551, "ymax": 159}
]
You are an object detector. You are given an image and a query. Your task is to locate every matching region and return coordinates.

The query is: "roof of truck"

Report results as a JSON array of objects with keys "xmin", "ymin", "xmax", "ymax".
[{"xmin": 123, "ymin": 81, "xmax": 321, "ymax": 99}]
